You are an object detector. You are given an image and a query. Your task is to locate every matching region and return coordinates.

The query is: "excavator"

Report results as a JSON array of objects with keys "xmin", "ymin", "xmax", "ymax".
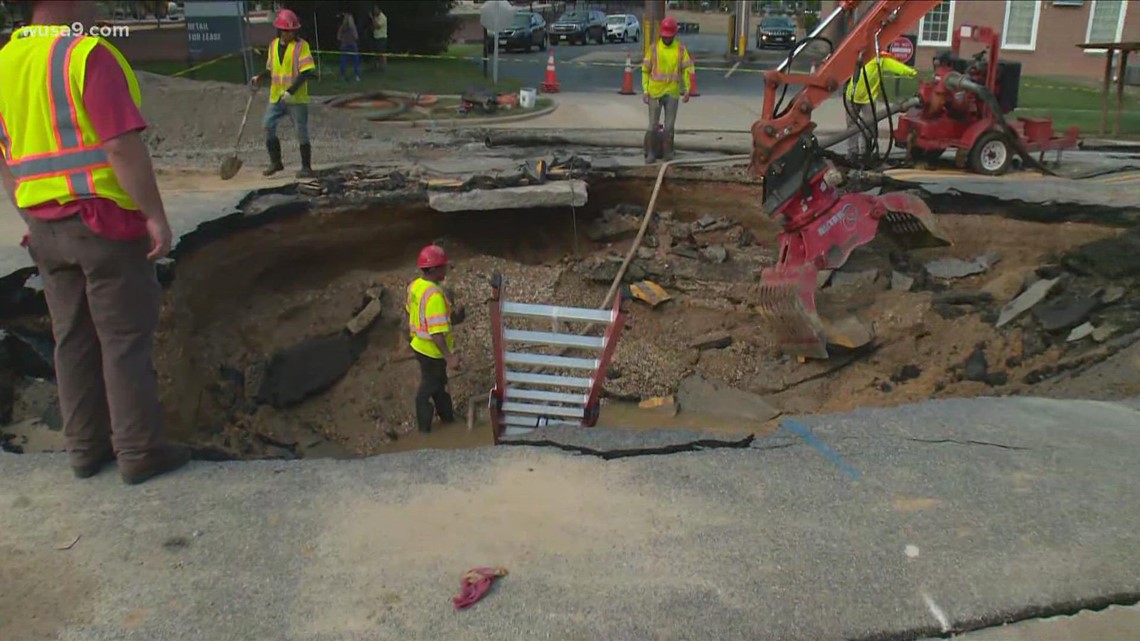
[{"xmin": 749, "ymin": 0, "xmax": 953, "ymax": 359}]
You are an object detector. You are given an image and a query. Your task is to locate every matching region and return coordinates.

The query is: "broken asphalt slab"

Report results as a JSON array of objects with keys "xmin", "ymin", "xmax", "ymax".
[
  {"xmin": 2, "ymin": 396, "xmax": 1138, "ymax": 641},
  {"xmin": 880, "ymin": 171, "xmax": 1140, "ymax": 224}
]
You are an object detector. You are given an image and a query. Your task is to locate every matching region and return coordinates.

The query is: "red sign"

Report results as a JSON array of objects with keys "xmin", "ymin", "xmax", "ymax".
[{"xmin": 887, "ymin": 36, "xmax": 915, "ymax": 65}]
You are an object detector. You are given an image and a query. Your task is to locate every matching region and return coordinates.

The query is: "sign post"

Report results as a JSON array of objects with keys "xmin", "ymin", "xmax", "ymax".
[
  {"xmin": 887, "ymin": 34, "xmax": 917, "ymax": 98},
  {"xmin": 480, "ymin": 0, "xmax": 515, "ymax": 85},
  {"xmin": 184, "ymin": 0, "xmax": 249, "ymax": 78}
]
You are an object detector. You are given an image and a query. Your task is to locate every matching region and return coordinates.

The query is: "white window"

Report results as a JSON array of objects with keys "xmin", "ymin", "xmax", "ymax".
[
  {"xmin": 1002, "ymin": 0, "xmax": 1041, "ymax": 50},
  {"xmin": 1084, "ymin": 0, "xmax": 1128, "ymax": 52},
  {"xmin": 918, "ymin": 1, "xmax": 956, "ymax": 47}
]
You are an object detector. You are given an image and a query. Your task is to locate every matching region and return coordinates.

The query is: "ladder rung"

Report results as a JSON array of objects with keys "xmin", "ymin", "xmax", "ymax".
[
  {"xmin": 505, "ymin": 387, "xmax": 587, "ymax": 404},
  {"xmin": 502, "ymin": 402, "xmax": 585, "ymax": 418},
  {"xmin": 503, "ymin": 329, "xmax": 606, "ymax": 349},
  {"xmin": 504, "ymin": 426, "xmax": 536, "ymax": 436},
  {"xmin": 502, "ymin": 301, "xmax": 614, "ymax": 324},
  {"xmin": 505, "ymin": 352, "xmax": 598, "ymax": 370},
  {"xmin": 502, "ymin": 415, "xmax": 578, "ymax": 428},
  {"xmin": 505, "ymin": 371, "xmax": 592, "ymax": 388}
]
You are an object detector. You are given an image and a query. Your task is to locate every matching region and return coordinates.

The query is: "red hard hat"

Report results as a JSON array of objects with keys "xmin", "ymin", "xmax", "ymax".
[
  {"xmin": 274, "ymin": 8, "xmax": 302, "ymax": 31},
  {"xmin": 660, "ymin": 16, "xmax": 678, "ymax": 38},
  {"xmin": 417, "ymin": 245, "xmax": 449, "ymax": 269}
]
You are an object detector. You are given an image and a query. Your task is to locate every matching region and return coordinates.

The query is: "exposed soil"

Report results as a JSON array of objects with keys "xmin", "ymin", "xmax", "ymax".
[
  {"xmin": 3, "ymin": 176, "xmax": 1139, "ymax": 459},
  {"xmin": 149, "ymin": 177, "xmax": 1140, "ymax": 457}
]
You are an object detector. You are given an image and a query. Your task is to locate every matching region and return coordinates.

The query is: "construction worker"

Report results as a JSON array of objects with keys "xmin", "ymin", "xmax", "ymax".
[
  {"xmin": 405, "ymin": 245, "xmax": 467, "ymax": 433},
  {"xmin": 0, "ymin": 0, "xmax": 189, "ymax": 484},
  {"xmin": 370, "ymin": 5, "xmax": 388, "ymax": 72},
  {"xmin": 249, "ymin": 8, "xmax": 316, "ymax": 178},
  {"xmin": 642, "ymin": 16, "xmax": 694, "ymax": 164},
  {"xmin": 844, "ymin": 50, "xmax": 917, "ymax": 160}
]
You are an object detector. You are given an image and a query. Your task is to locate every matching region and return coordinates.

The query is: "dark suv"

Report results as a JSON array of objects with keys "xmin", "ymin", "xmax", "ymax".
[
  {"xmin": 550, "ymin": 9, "xmax": 606, "ymax": 45},
  {"xmin": 487, "ymin": 11, "xmax": 548, "ymax": 52},
  {"xmin": 756, "ymin": 15, "xmax": 797, "ymax": 50}
]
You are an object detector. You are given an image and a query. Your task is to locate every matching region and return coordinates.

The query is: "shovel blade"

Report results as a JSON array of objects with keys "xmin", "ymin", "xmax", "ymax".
[
  {"xmin": 756, "ymin": 263, "xmax": 829, "ymax": 360},
  {"xmin": 219, "ymin": 155, "xmax": 243, "ymax": 181},
  {"xmin": 876, "ymin": 191, "xmax": 951, "ymax": 250}
]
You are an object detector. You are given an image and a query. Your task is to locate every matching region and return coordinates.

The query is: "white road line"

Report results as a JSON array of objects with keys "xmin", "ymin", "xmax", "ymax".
[{"xmin": 922, "ymin": 592, "xmax": 951, "ymax": 632}]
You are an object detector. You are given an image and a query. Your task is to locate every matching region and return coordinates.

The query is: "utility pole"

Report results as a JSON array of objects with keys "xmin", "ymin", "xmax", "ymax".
[{"xmin": 643, "ymin": 0, "xmax": 665, "ymax": 58}]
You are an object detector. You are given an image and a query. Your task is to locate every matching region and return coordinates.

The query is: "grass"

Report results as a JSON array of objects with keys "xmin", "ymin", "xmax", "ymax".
[
  {"xmin": 137, "ymin": 44, "xmax": 520, "ymax": 97},
  {"xmin": 884, "ymin": 73, "xmax": 1140, "ymax": 138}
]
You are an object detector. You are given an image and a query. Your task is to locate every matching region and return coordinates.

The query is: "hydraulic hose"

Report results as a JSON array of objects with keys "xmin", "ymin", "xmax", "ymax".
[
  {"xmin": 818, "ymin": 96, "xmax": 920, "ymax": 149},
  {"xmin": 942, "ymin": 72, "xmax": 1059, "ymax": 176}
]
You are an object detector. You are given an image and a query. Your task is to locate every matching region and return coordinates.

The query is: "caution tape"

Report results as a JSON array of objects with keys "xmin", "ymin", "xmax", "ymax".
[{"xmin": 167, "ymin": 45, "xmax": 1116, "ymax": 94}]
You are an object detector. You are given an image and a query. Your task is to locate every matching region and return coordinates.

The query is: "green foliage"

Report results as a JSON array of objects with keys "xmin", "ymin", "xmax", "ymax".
[{"xmin": 280, "ymin": 0, "xmax": 457, "ymax": 56}]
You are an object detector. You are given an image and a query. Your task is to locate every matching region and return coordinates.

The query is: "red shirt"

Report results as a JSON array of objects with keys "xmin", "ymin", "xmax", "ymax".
[{"xmin": 23, "ymin": 41, "xmax": 149, "ymax": 241}]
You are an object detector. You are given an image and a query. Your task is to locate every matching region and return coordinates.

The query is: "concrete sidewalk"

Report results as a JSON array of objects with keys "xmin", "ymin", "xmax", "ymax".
[
  {"xmin": 2, "ymin": 396, "xmax": 1139, "ymax": 641},
  {"xmin": 491, "ymin": 91, "xmax": 850, "ymax": 134}
]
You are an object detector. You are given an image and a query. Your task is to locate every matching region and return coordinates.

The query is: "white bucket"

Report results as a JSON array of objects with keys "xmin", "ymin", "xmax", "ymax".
[{"xmin": 519, "ymin": 88, "xmax": 537, "ymax": 109}]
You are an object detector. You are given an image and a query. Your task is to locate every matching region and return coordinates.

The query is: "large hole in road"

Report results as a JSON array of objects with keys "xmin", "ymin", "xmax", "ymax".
[{"xmin": 2, "ymin": 176, "xmax": 1138, "ymax": 459}]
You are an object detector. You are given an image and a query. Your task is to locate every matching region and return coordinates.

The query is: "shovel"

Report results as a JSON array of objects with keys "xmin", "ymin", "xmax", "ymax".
[{"xmin": 219, "ymin": 92, "xmax": 255, "ymax": 181}]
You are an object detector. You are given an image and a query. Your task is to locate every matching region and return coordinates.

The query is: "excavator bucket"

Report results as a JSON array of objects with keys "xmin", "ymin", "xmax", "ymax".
[
  {"xmin": 756, "ymin": 262, "xmax": 829, "ymax": 360},
  {"xmin": 876, "ymin": 191, "xmax": 952, "ymax": 250}
]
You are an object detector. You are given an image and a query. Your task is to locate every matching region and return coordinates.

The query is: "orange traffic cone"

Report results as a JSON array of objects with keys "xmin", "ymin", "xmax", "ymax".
[
  {"xmin": 619, "ymin": 51, "xmax": 635, "ymax": 95},
  {"xmin": 688, "ymin": 71, "xmax": 700, "ymax": 98},
  {"xmin": 541, "ymin": 49, "xmax": 560, "ymax": 93}
]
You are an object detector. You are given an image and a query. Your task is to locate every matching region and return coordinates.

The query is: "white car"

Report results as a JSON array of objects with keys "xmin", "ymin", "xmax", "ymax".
[{"xmin": 605, "ymin": 14, "xmax": 641, "ymax": 43}]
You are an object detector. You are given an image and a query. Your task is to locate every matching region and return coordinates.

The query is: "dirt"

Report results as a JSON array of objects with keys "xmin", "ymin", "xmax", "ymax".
[
  {"xmin": 141, "ymin": 175, "xmax": 1137, "ymax": 458},
  {"xmin": 135, "ymin": 72, "xmax": 420, "ymax": 170},
  {"xmin": 3, "ymin": 175, "xmax": 1139, "ymax": 459}
]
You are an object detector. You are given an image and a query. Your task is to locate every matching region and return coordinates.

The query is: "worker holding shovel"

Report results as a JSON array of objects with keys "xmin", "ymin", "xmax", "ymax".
[{"xmin": 249, "ymin": 8, "xmax": 317, "ymax": 178}]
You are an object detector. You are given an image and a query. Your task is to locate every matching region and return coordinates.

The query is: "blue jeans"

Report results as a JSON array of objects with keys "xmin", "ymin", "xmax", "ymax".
[
  {"xmin": 263, "ymin": 101, "xmax": 309, "ymax": 145},
  {"xmin": 340, "ymin": 43, "xmax": 361, "ymax": 79}
]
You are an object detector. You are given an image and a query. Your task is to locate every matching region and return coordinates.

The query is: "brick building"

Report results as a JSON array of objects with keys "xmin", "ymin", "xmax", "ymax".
[{"xmin": 818, "ymin": 0, "xmax": 1137, "ymax": 79}]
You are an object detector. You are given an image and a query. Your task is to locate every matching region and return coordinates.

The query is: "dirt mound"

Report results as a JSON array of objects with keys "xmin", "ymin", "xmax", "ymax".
[{"xmin": 135, "ymin": 72, "xmax": 398, "ymax": 168}]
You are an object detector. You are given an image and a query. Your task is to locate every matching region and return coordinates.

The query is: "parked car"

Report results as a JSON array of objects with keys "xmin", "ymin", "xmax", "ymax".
[
  {"xmin": 756, "ymin": 15, "xmax": 797, "ymax": 50},
  {"xmin": 605, "ymin": 14, "xmax": 641, "ymax": 43},
  {"xmin": 487, "ymin": 11, "xmax": 547, "ymax": 52},
  {"xmin": 549, "ymin": 9, "xmax": 606, "ymax": 45}
]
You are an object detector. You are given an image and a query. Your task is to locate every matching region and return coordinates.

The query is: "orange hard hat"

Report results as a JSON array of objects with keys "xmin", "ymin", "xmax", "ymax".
[
  {"xmin": 879, "ymin": 50, "xmax": 895, "ymax": 60},
  {"xmin": 660, "ymin": 16, "xmax": 679, "ymax": 38},
  {"xmin": 417, "ymin": 245, "xmax": 449, "ymax": 269},
  {"xmin": 274, "ymin": 8, "xmax": 302, "ymax": 31}
]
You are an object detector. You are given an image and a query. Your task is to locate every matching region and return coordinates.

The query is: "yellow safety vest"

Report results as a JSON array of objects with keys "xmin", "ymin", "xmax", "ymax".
[
  {"xmin": 642, "ymin": 39, "xmax": 694, "ymax": 98},
  {"xmin": 0, "ymin": 30, "xmax": 141, "ymax": 211},
  {"xmin": 266, "ymin": 37, "xmax": 316, "ymax": 104},
  {"xmin": 845, "ymin": 56, "xmax": 917, "ymax": 104},
  {"xmin": 406, "ymin": 277, "xmax": 454, "ymax": 359}
]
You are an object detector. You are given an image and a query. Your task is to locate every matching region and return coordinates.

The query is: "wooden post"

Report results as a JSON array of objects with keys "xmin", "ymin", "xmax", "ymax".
[
  {"xmin": 1115, "ymin": 49, "xmax": 1130, "ymax": 137},
  {"xmin": 1100, "ymin": 47, "xmax": 1113, "ymax": 136}
]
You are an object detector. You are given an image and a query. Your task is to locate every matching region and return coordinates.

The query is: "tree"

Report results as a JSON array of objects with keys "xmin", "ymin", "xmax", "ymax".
[{"xmin": 280, "ymin": 0, "xmax": 457, "ymax": 57}]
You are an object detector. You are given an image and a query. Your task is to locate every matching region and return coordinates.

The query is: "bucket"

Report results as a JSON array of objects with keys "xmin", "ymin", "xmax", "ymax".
[{"xmin": 519, "ymin": 87, "xmax": 537, "ymax": 109}]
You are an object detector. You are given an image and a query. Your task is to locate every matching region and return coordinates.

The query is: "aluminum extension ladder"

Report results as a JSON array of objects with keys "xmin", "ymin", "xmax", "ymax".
[{"xmin": 488, "ymin": 273, "xmax": 629, "ymax": 443}]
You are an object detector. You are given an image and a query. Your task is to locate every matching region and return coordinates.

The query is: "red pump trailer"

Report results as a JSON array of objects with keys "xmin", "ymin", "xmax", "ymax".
[{"xmin": 893, "ymin": 24, "xmax": 1080, "ymax": 175}]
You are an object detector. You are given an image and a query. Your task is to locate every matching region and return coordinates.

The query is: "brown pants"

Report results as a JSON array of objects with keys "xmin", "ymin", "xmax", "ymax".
[{"xmin": 25, "ymin": 215, "xmax": 166, "ymax": 467}]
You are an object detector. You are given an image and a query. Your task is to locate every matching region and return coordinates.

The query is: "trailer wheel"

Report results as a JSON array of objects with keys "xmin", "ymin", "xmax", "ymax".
[{"xmin": 970, "ymin": 132, "xmax": 1012, "ymax": 176}]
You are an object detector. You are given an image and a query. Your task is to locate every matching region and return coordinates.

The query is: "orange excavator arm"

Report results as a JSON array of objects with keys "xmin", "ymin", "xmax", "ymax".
[
  {"xmin": 750, "ymin": 0, "xmax": 943, "ymax": 182},
  {"xmin": 747, "ymin": 0, "xmax": 952, "ymax": 361}
]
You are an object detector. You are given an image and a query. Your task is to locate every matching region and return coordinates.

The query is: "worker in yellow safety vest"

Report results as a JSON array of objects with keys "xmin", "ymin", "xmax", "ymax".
[
  {"xmin": 641, "ymin": 16, "xmax": 694, "ymax": 164},
  {"xmin": 844, "ymin": 50, "xmax": 917, "ymax": 160},
  {"xmin": 406, "ymin": 245, "xmax": 467, "ymax": 433},
  {"xmin": 0, "ymin": 0, "xmax": 189, "ymax": 484},
  {"xmin": 249, "ymin": 8, "xmax": 317, "ymax": 178}
]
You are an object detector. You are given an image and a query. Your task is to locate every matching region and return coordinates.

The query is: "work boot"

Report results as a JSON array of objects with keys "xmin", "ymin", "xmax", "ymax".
[
  {"xmin": 662, "ymin": 133, "xmax": 675, "ymax": 162},
  {"xmin": 263, "ymin": 139, "xmax": 284, "ymax": 176},
  {"xmin": 71, "ymin": 448, "xmax": 116, "ymax": 479},
  {"xmin": 643, "ymin": 130, "xmax": 656, "ymax": 164},
  {"xmin": 296, "ymin": 143, "xmax": 315, "ymax": 178},
  {"xmin": 119, "ymin": 444, "xmax": 191, "ymax": 486}
]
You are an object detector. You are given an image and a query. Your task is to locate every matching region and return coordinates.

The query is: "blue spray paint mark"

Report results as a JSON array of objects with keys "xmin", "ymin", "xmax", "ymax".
[{"xmin": 780, "ymin": 419, "xmax": 861, "ymax": 480}]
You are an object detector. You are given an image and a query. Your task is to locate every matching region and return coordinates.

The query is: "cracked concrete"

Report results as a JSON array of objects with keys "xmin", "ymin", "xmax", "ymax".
[{"xmin": 2, "ymin": 396, "xmax": 1139, "ymax": 641}]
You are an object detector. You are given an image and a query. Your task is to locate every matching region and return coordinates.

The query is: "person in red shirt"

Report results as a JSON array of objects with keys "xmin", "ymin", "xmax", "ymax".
[{"xmin": 0, "ymin": 0, "xmax": 189, "ymax": 484}]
